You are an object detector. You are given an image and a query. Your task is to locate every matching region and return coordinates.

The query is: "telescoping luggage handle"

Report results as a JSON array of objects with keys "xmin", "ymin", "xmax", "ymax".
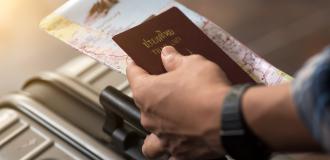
[
  {"xmin": 100, "ymin": 86, "xmax": 148, "ymax": 135},
  {"xmin": 100, "ymin": 86, "xmax": 147, "ymax": 160},
  {"xmin": 100, "ymin": 86, "xmax": 228, "ymax": 160},
  {"xmin": 101, "ymin": 86, "xmax": 171, "ymax": 160}
]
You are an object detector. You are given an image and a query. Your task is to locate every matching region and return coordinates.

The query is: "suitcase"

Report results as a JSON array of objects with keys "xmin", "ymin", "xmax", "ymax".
[{"xmin": 1, "ymin": 55, "xmax": 307, "ymax": 160}]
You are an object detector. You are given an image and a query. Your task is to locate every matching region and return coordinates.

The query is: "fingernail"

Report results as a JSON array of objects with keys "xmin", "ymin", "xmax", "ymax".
[{"xmin": 161, "ymin": 46, "xmax": 176, "ymax": 58}]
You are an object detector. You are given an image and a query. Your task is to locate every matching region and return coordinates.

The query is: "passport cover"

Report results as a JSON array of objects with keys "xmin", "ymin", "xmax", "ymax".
[{"xmin": 113, "ymin": 7, "xmax": 254, "ymax": 84}]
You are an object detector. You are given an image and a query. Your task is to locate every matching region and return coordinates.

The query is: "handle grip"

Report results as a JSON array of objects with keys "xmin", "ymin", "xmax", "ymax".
[{"xmin": 100, "ymin": 86, "xmax": 148, "ymax": 135}]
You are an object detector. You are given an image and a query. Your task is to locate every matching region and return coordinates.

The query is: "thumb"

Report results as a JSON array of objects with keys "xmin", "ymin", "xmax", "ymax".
[{"xmin": 161, "ymin": 46, "xmax": 183, "ymax": 72}]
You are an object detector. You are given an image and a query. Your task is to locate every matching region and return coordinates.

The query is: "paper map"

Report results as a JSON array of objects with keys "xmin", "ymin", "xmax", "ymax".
[{"xmin": 40, "ymin": 0, "xmax": 293, "ymax": 86}]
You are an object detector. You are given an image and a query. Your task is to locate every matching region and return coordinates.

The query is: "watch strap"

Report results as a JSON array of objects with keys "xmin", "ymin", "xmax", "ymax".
[{"xmin": 221, "ymin": 84, "xmax": 271, "ymax": 160}]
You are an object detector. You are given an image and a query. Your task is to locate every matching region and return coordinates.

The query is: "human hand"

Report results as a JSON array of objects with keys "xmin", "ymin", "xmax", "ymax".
[{"xmin": 127, "ymin": 46, "xmax": 231, "ymax": 160}]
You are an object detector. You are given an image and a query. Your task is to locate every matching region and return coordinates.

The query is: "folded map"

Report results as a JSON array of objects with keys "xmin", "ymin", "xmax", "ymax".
[{"xmin": 40, "ymin": 0, "xmax": 293, "ymax": 86}]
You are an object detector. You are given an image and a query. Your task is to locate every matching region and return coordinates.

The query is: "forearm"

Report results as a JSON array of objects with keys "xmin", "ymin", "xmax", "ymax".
[{"xmin": 242, "ymin": 83, "xmax": 321, "ymax": 152}]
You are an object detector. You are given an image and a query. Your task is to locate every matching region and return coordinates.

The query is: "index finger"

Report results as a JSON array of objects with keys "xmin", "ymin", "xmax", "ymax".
[{"xmin": 126, "ymin": 61, "xmax": 151, "ymax": 90}]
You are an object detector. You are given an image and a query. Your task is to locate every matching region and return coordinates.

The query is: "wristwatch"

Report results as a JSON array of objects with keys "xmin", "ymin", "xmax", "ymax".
[{"xmin": 220, "ymin": 84, "xmax": 271, "ymax": 160}]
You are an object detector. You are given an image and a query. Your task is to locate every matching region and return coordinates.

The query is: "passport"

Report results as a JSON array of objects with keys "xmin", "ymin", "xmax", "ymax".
[{"xmin": 113, "ymin": 7, "xmax": 254, "ymax": 84}]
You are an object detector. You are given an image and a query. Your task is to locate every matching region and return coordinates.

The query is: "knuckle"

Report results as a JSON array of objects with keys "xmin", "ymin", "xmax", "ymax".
[
  {"xmin": 189, "ymin": 54, "xmax": 200, "ymax": 60},
  {"xmin": 131, "ymin": 81, "xmax": 148, "ymax": 102},
  {"xmin": 141, "ymin": 115, "xmax": 154, "ymax": 130},
  {"xmin": 129, "ymin": 73, "xmax": 149, "ymax": 88},
  {"xmin": 132, "ymin": 91, "xmax": 143, "ymax": 106},
  {"xmin": 132, "ymin": 89, "xmax": 154, "ymax": 113},
  {"xmin": 203, "ymin": 61, "xmax": 218, "ymax": 69},
  {"xmin": 132, "ymin": 86, "xmax": 143, "ymax": 100},
  {"xmin": 126, "ymin": 62, "xmax": 133, "ymax": 72},
  {"xmin": 132, "ymin": 78, "xmax": 158, "ymax": 108},
  {"xmin": 126, "ymin": 64, "xmax": 133, "ymax": 75},
  {"xmin": 166, "ymin": 59, "xmax": 176, "ymax": 68},
  {"xmin": 168, "ymin": 55, "xmax": 183, "ymax": 69},
  {"xmin": 189, "ymin": 54, "xmax": 204, "ymax": 61},
  {"xmin": 143, "ymin": 105, "xmax": 153, "ymax": 114}
]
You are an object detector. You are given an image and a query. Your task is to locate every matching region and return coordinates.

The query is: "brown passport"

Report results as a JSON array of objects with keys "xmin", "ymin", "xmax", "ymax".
[{"xmin": 113, "ymin": 7, "xmax": 254, "ymax": 84}]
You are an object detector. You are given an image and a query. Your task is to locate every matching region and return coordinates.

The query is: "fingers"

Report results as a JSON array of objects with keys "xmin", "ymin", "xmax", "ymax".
[
  {"xmin": 142, "ymin": 134, "xmax": 166, "ymax": 159},
  {"xmin": 161, "ymin": 46, "xmax": 183, "ymax": 72},
  {"xmin": 169, "ymin": 157, "xmax": 177, "ymax": 160},
  {"xmin": 126, "ymin": 60, "xmax": 150, "ymax": 90}
]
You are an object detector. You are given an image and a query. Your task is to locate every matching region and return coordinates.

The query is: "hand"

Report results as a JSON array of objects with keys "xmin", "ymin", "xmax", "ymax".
[{"xmin": 127, "ymin": 46, "xmax": 231, "ymax": 160}]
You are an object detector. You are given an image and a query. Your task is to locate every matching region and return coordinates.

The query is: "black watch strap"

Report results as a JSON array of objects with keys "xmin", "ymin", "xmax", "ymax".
[{"xmin": 221, "ymin": 84, "xmax": 271, "ymax": 160}]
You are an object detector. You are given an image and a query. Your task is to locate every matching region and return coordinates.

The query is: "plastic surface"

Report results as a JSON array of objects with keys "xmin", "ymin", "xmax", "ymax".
[
  {"xmin": 0, "ymin": 95, "xmax": 124, "ymax": 160},
  {"xmin": 0, "ymin": 108, "xmax": 88, "ymax": 160}
]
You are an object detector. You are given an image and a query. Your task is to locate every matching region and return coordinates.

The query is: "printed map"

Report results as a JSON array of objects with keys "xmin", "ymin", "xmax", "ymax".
[{"xmin": 40, "ymin": 0, "xmax": 293, "ymax": 86}]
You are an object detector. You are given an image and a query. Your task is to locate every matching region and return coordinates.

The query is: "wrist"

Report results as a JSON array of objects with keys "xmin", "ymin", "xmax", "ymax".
[
  {"xmin": 203, "ymin": 83, "xmax": 231, "ymax": 128},
  {"xmin": 220, "ymin": 84, "xmax": 271, "ymax": 160},
  {"xmin": 209, "ymin": 84, "xmax": 231, "ymax": 132},
  {"xmin": 201, "ymin": 84, "xmax": 231, "ymax": 153},
  {"xmin": 241, "ymin": 84, "xmax": 321, "ymax": 152}
]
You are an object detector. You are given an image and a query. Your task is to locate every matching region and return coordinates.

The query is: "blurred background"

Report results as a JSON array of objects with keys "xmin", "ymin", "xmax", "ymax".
[{"xmin": 0, "ymin": 0, "xmax": 330, "ymax": 96}]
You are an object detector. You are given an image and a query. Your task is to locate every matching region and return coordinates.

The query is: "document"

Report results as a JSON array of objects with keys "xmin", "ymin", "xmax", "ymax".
[
  {"xmin": 113, "ymin": 7, "xmax": 255, "ymax": 84},
  {"xmin": 40, "ymin": 0, "xmax": 292, "ymax": 86}
]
